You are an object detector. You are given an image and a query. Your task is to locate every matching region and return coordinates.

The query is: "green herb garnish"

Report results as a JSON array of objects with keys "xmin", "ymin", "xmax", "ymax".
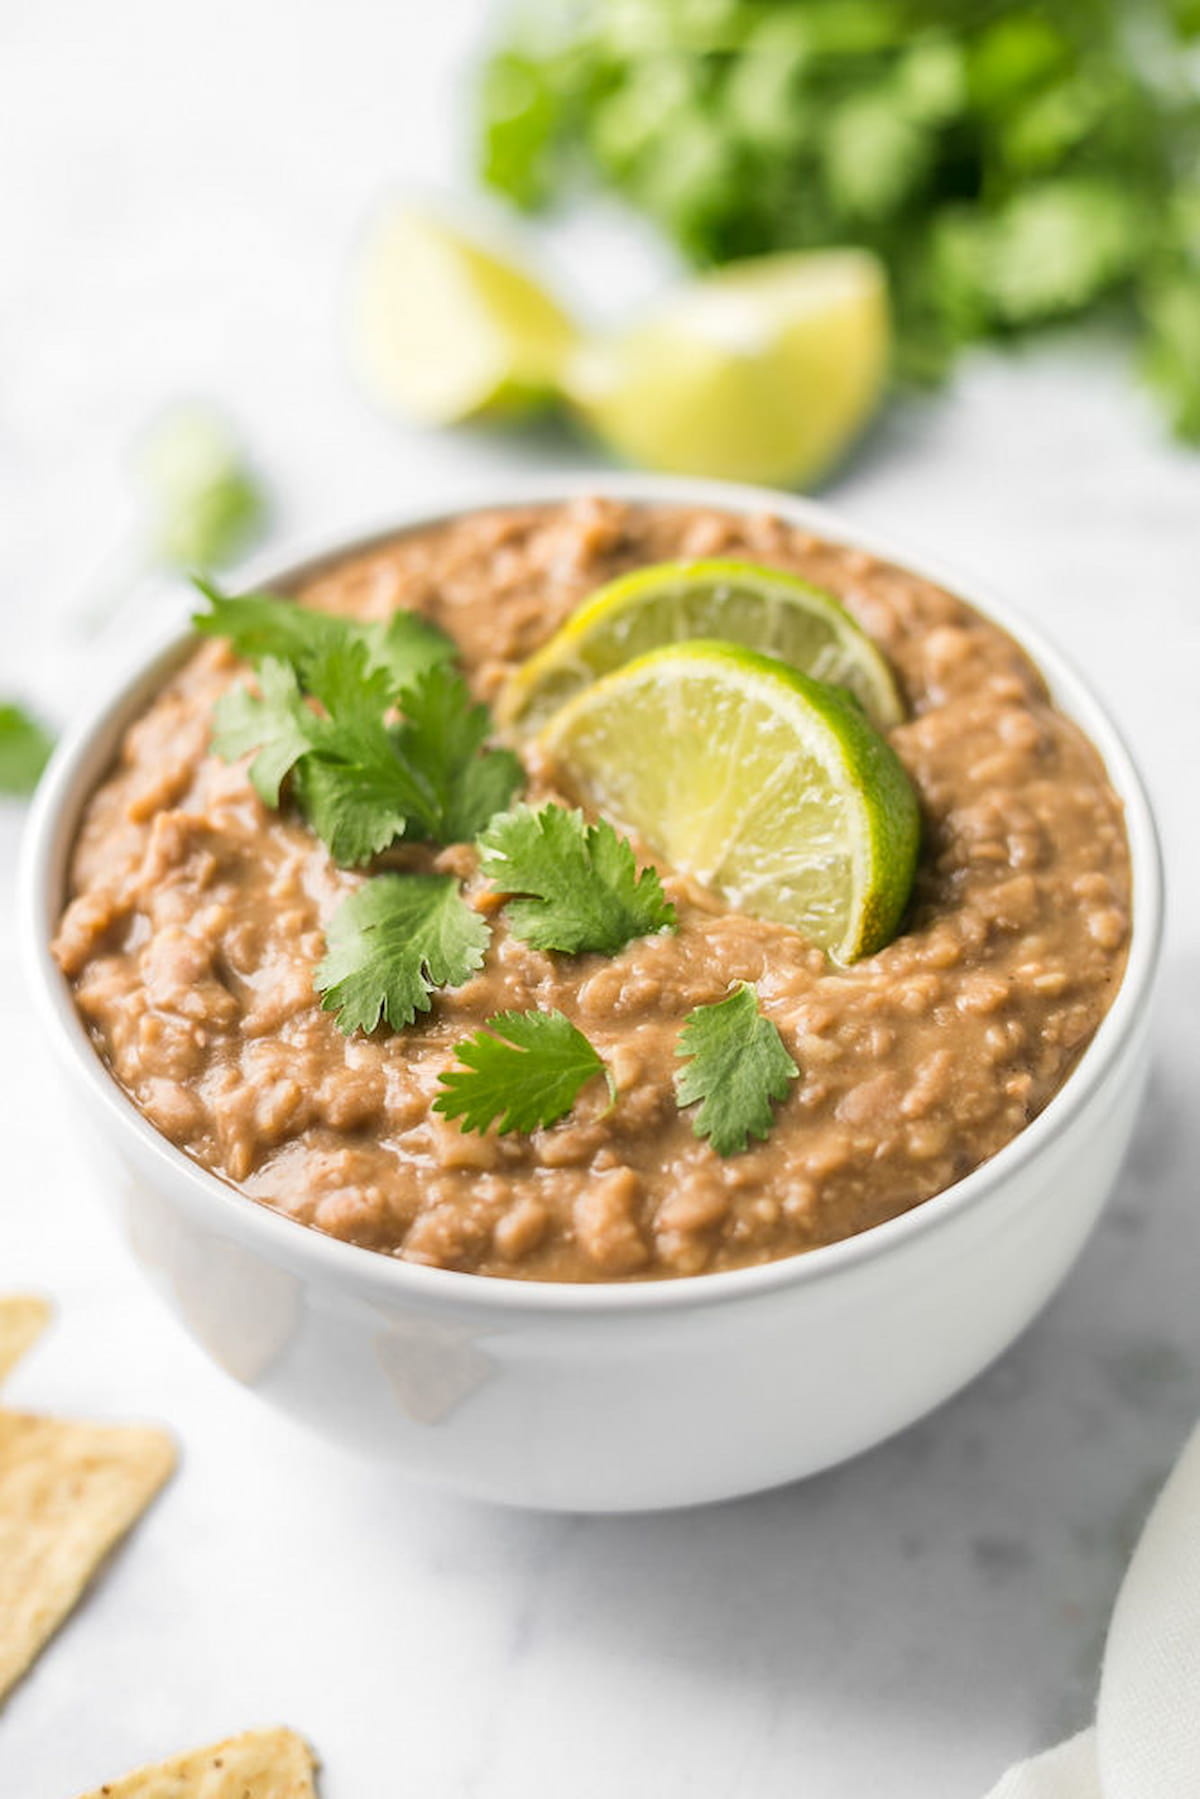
[
  {"xmin": 478, "ymin": 802, "xmax": 676, "ymax": 955},
  {"xmin": 315, "ymin": 873, "xmax": 490, "ymax": 1033},
  {"xmin": 202, "ymin": 585, "xmax": 520, "ymax": 866},
  {"xmin": 434, "ymin": 1009, "xmax": 612, "ymax": 1135},
  {"xmin": 192, "ymin": 577, "xmax": 454, "ymax": 697},
  {"xmin": 210, "ymin": 656, "xmax": 321, "ymax": 808},
  {"xmin": 674, "ymin": 982, "xmax": 798, "ymax": 1156},
  {"xmin": 392, "ymin": 663, "xmax": 524, "ymax": 844},
  {"xmin": 200, "ymin": 584, "xmax": 526, "ymax": 1041},
  {"xmin": 199, "ymin": 593, "xmax": 793, "ymax": 1162},
  {"xmin": 0, "ymin": 703, "xmax": 54, "ymax": 797},
  {"xmin": 212, "ymin": 643, "xmax": 431, "ymax": 863}
]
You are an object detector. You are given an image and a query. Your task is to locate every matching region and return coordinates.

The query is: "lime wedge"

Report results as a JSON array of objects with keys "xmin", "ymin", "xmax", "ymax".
[
  {"xmin": 562, "ymin": 250, "xmax": 889, "ymax": 487},
  {"xmin": 539, "ymin": 642, "xmax": 919, "ymax": 962},
  {"xmin": 351, "ymin": 204, "xmax": 578, "ymax": 425},
  {"xmin": 500, "ymin": 557, "xmax": 903, "ymax": 735}
]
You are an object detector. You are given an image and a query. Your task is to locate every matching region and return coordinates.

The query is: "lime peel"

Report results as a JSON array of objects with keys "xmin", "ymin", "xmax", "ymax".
[{"xmin": 501, "ymin": 556, "xmax": 904, "ymax": 736}]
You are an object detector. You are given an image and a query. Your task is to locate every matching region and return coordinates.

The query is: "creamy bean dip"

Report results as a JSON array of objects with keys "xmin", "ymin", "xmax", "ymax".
[{"xmin": 54, "ymin": 500, "xmax": 1131, "ymax": 1281}]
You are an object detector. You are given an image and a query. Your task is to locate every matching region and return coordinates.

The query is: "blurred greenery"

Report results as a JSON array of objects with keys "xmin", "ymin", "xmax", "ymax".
[
  {"xmin": 77, "ymin": 405, "xmax": 270, "ymax": 640},
  {"xmin": 138, "ymin": 406, "xmax": 269, "ymax": 572},
  {"xmin": 477, "ymin": 0, "xmax": 1200, "ymax": 433},
  {"xmin": 0, "ymin": 703, "xmax": 54, "ymax": 797}
]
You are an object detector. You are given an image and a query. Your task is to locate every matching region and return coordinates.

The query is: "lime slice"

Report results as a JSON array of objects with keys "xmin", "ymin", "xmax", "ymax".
[
  {"xmin": 351, "ymin": 204, "xmax": 578, "ymax": 425},
  {"xmin": 539, "ymin": 642, "xmax": 919, "ymax": 962},
  {"xmin": 500, "ymin": 557, "xmax": 903, "ymax": 735},
  {"xmin": 562, "ymin": 249, "xmax": 889, "ymax": 487}
]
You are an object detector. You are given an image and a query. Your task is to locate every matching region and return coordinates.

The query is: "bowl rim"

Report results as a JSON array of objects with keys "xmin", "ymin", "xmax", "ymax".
[{"xmin": 20, "ymin": 470, "xmax": 1165, "ymax": 1318}]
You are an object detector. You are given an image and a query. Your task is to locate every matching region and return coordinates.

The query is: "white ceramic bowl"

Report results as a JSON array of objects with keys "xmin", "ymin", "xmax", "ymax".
[{"xmin": 21, "ymin": 475, "xmax": 1163, "ymax": 1512}]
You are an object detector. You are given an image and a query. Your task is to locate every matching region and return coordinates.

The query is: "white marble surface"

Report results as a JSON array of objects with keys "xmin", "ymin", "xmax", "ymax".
[{"xmin": 2, "ymin": 4, "xmax": 1198, "ymax": 1795}]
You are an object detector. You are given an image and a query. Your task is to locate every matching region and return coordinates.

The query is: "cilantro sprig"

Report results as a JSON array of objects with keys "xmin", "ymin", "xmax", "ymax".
[
  {"xmin": 200, "ymin": 583, "xmax": 523, "ymax": 1033},
  {"xmin": 393, "ymin": 663, "xmax": 524, "ymax": 845},
  {"xmin": 675, "ymin": 983, "xmax": 798, "ymax": 1156},
  {"xmin": 199, "ymin": 583, "xmax": 521, "ymax": 866},
  {"xmin": 434, "ymin": 1009, "xmax": 612, "ymax": 1135},
  {"xmin": 210, "ymin": 656, "xmax": 319, "ymax": 807},
  {"xmin": 479, "ymin": 802, "xmax": 676, "ymax": 955},
  {"xmin": 211, "ymin": 644, "xmax": 432, "ymax": 863},
  {"xmin": 315, "ymin": 874, "xmax": 490, "ymax": 1033},
  {"xmin": 193, "ymin": 577, "xmax": 454, "ymax": 696}
]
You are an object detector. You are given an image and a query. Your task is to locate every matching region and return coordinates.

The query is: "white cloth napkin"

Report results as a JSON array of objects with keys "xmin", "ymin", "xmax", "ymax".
[{"xmin": 984, "ymin": 1426, "xmax": 1200, "ymax": 1797}]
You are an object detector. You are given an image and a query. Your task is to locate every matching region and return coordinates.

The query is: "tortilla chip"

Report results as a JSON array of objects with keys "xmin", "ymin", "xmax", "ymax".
[
  {"xmin": 0, "ymin": 1294, "xmax": 52, "ymax": 1384},
  {"xmin": 0, "ymin": 1410, "xmax": 175, "ymax": 1702},
  {"xmin": 75, "ymin": 1726, "xmax": 319, "ymax": 1797}
]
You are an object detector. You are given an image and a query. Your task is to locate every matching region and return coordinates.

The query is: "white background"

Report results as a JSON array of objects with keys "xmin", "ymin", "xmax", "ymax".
[{"xmin": 2, "ymin": 4, "xmax": 1198, "ymax": 1795}]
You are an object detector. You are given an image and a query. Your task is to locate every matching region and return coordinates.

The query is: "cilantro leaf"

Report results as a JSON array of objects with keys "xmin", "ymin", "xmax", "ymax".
[
  {"xmin": 292, "ymin": 750, "xmax": 416, "ymax": 866},
  {"xmin": 392, "ymin": 663, "xmax": 524, "ymax": 842},
  {"xmin": 211, "ymin": 656, "xmax": 317, "ymax": 806},
  {"xmin": 674, "ymin": 982, "xmax": 798, "ymax": 1156},
  {"xmin": 199, "ymin": 582, "xmax": 519, "ymax": 863},
  {"xmin": 194, "ymin": 578, "xmax": 344, "ymax": 664},
  {"xmin": 371, "ymin": 610, "xmax": 459, "ymax": 694},
  {"xmin": 0, "ymin": 702, "xmax": 54, "ymax": 796},
  {"xmin": 211, "ymin": 641, "xmax": 436, "ymax": 861},
  {"xmin": 449, "ymin": 746, "xmax": 529, "ymax": 843},
  {"xmin": 434, "ymin": 1009, "xmax": 611, "ymax": 1135},
  {"xmin": 192, "ymin": 577, "xmax": 454, "ymax": 698},
  {"xmin": 286, "ymin": 639, "xmax": 439, "ymax": 864},
  {"xmin": 478, "ymin": 803, "xmax": 676, "ymax": 955},
  {"xmin": 315, "ymin": 873, "xmax": 490, "ymax": 1033}
]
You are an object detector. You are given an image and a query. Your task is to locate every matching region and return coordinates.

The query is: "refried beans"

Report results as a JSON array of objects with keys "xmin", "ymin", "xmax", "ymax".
[{"xmin": 53, "ymin": 499, "xmax": 1132, "ymax": 1281}]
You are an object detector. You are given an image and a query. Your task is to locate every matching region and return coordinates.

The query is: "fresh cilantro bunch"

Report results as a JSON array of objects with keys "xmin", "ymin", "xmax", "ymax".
[{"xmin": 478, "ymin": 0, "xmax": 1200, "ymax": 433}]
